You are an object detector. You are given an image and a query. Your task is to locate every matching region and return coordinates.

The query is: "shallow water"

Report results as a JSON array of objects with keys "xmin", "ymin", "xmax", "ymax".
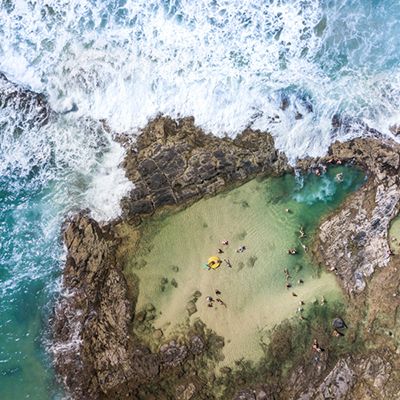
[{"xmin": 128, "ymin": 166, "xmax": 365, "ymax": 365}]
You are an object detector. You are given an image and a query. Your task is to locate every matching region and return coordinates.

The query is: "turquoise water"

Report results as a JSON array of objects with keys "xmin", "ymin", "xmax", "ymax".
[
  {"xmin": 0, "ymin": 176, "xmax": 61, "ymax": 399},
  {"xmin": 0, "ymin": 0, "xmax": 398, "ymax": 398}
]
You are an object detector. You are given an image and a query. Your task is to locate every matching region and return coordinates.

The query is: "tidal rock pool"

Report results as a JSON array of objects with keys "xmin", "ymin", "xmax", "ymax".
[{"xmin": 125, "ymin": 166, "xmax": 365, "ymax": 366}]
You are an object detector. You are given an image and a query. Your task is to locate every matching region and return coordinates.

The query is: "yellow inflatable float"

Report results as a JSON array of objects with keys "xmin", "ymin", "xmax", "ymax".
[{"xmin": 207, "ymin": 256, "xmax": 222, "ymax": 270}]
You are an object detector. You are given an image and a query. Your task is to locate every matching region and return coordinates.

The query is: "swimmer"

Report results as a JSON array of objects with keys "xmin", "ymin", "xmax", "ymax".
[
  {"xmin": 288, "ymin": 248, "xmax": 297, "ymax": 255},
  {"xmin": 312, "ymin": 338, "xmax": 322, "ymax": 353},
  {"xmin": 224, "ymin": 259, "xmax": 232, "ymax": 268},
  {"xmin": 216, "ymin": 298, "xmax": 227, "ymax": 307},
  {"xmin": 332, "ymin": 329, "xmax": 344, "ymax": 337},
  {"xmin": 299, "ymin": 226, "xmax": 306, "ymax": 238},
  {"xmin": 335, "ymin": 172, "xmax": 344, "ymax": 182}
]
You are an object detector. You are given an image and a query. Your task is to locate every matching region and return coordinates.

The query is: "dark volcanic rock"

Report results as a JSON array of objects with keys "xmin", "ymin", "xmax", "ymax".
[
  {"xmin": 121, "ymin": 116, "xmax": 290, "ymax": 222},
  {"xmin": 0, "ymin": 72, "xmax": 52, "ymax": 126},
  {"xmin": 52, "ymin": 215, "xmax": 134, "ymax": 399},
  {"xmin": 53, "ymin": 214, "xmax": 208, "ymax": 399}
]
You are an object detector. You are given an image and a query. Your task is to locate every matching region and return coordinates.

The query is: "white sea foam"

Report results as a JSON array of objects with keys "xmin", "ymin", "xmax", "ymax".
[
  {"xmin": 1, "ymin": 0, "xmax": 400, "ymax": 172},
  {"xmin": 85, "ymin": 139, "xmax": 132, "ymax": 221}
]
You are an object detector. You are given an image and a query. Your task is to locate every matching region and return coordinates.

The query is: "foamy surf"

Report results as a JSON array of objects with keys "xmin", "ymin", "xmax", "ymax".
[{"xmin": 2, "ymin": 0, "xmax": 400, "ymax": 163}]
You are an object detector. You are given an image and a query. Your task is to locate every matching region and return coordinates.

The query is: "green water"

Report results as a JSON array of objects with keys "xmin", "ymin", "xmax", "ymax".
[{"xmin": 127, "ymin": 166, "xmax": 365, "ymax": 365}]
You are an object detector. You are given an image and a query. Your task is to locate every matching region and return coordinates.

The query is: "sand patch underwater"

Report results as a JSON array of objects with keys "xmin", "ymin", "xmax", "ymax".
[{"xmin": 126, "ymin": 167, "xmax": 365, "ymax": 365}]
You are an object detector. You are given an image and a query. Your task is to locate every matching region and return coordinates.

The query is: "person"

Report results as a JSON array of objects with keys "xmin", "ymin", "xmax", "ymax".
[
  {"xmin": 222, "ymin": 240, "xmax": 229, "ymax": 245},
  {"xmin": 237, "ymin": 245, "xmax": 246, "ymax": 253},
  {"xmin": 299, "ymin": 226, "xmax": 306, "ymax": 238},
  {"xmin": 286, "ymin": 282, "xmax": 292, "ymax": 289},
  {"xmin": 216, "ymin": 298, "xmax": 227, "ymax": 307},
  {"xmin": 215, "ymin": 289, "xmax": 221, "ymax": 295},
  {"xmin": 224, "ymin": 259, "xmax": 232, "ymax": 268},
  {"xmin": 284, "ymin": 268, "xmax": 291, "ymax": 279},
  {"xmin": 335, "ymin": 172, "xmax": 344, "ymax": 182},
  {"xmin": 217, "ymin": 248, "xmax": 224, "ymax": 254},
  {"xmin": 206, "ymin": 296, "xmax": 214, "ymax": 303},
  {"xmin": 312, "ymin": 338, "xmax": 321, "ymax": 353},
  {"xmin": 332, "ymin": 329, "xmax": 344, "ymax": 337},
  {"xmin": 288, "ymin": 248, "xmax": 297, "ymax": 255},
  {"xmin": 298, "ymin": 279, "xmax": 304, "ymax": 284}
]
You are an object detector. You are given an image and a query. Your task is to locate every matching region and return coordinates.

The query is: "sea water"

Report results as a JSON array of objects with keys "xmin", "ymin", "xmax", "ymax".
[{"xmin": 0, "ymin": 0, "xmax": 399, "ymax": 398}]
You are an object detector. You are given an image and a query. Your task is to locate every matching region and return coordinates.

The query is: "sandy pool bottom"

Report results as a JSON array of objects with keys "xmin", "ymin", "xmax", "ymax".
[{"xmin": 125, "ymin": 167, "xmax": 364, "ymax": 366}]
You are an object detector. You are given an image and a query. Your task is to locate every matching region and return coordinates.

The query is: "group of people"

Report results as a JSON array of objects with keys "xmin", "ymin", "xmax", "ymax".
[
  {"xmin": 206, "ymin": 290, "xmax": 226, "ymax": 308},
  {"xmin": 215, "ymin": 239, "xmax": 247, "ymax": 269}
]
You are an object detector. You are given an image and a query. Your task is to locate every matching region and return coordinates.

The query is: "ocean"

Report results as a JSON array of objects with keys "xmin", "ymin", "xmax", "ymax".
[{"xmin": 0, "ymin": 0, "xmax": 399, "ymax": 398}]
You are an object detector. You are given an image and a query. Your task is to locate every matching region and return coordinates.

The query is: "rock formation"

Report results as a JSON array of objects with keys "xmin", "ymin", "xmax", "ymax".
[
  {"xmin": 53, "ymin": 116, "xmax": 400, "ymax": 399},
  {"xmin": 314, "ymin": 138, "xmax": 400, "ymax": 293},
  {"xmin": 0, "ymin": 72, "xmax": 52, "ymax": 126},
  {"xmin": 121, "ymin": 116, "xmax": 290, "ymax": 223}
]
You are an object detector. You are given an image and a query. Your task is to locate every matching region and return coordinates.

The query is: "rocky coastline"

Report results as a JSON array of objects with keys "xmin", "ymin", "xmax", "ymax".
[{"xmin": 53, "ymin": 116, "xmax": 400, "ymax": 399}]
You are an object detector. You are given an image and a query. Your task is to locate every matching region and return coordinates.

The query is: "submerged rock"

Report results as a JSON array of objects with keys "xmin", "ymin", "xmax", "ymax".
[
  {"xmin": 332, "ymin": 317, "xmax": 347, "ymax": 330},
  {"xmin": 0, "ymin": 72, "xmax": 52, "ymax": 127},
  {"xmin": 186, "ymin": 301, "xmax": 197, "ymax": 316}
]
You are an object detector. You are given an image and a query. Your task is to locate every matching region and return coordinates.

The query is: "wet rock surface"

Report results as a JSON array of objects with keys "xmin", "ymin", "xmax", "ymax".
[
  {"xmin": 120, "ymin": 116, "xmax": 290, "ymax": 223},
  {"xmin": 293, "ymin": 352, "xmax": 399, "ymax": 400},
  {"xmin": 0, "ymin": 72, "xmax": 52, "ymax": 126},
  {"xmin": 52, "ymin": 215, "xmax": 134, "ymax": 398},
  {"xmin": 54, "ymin": 117, "xmax": 400, "ymax": 399},
  {"xmin": 312, "ymin": 138, "xmax": 400, "ymax": 293}
]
